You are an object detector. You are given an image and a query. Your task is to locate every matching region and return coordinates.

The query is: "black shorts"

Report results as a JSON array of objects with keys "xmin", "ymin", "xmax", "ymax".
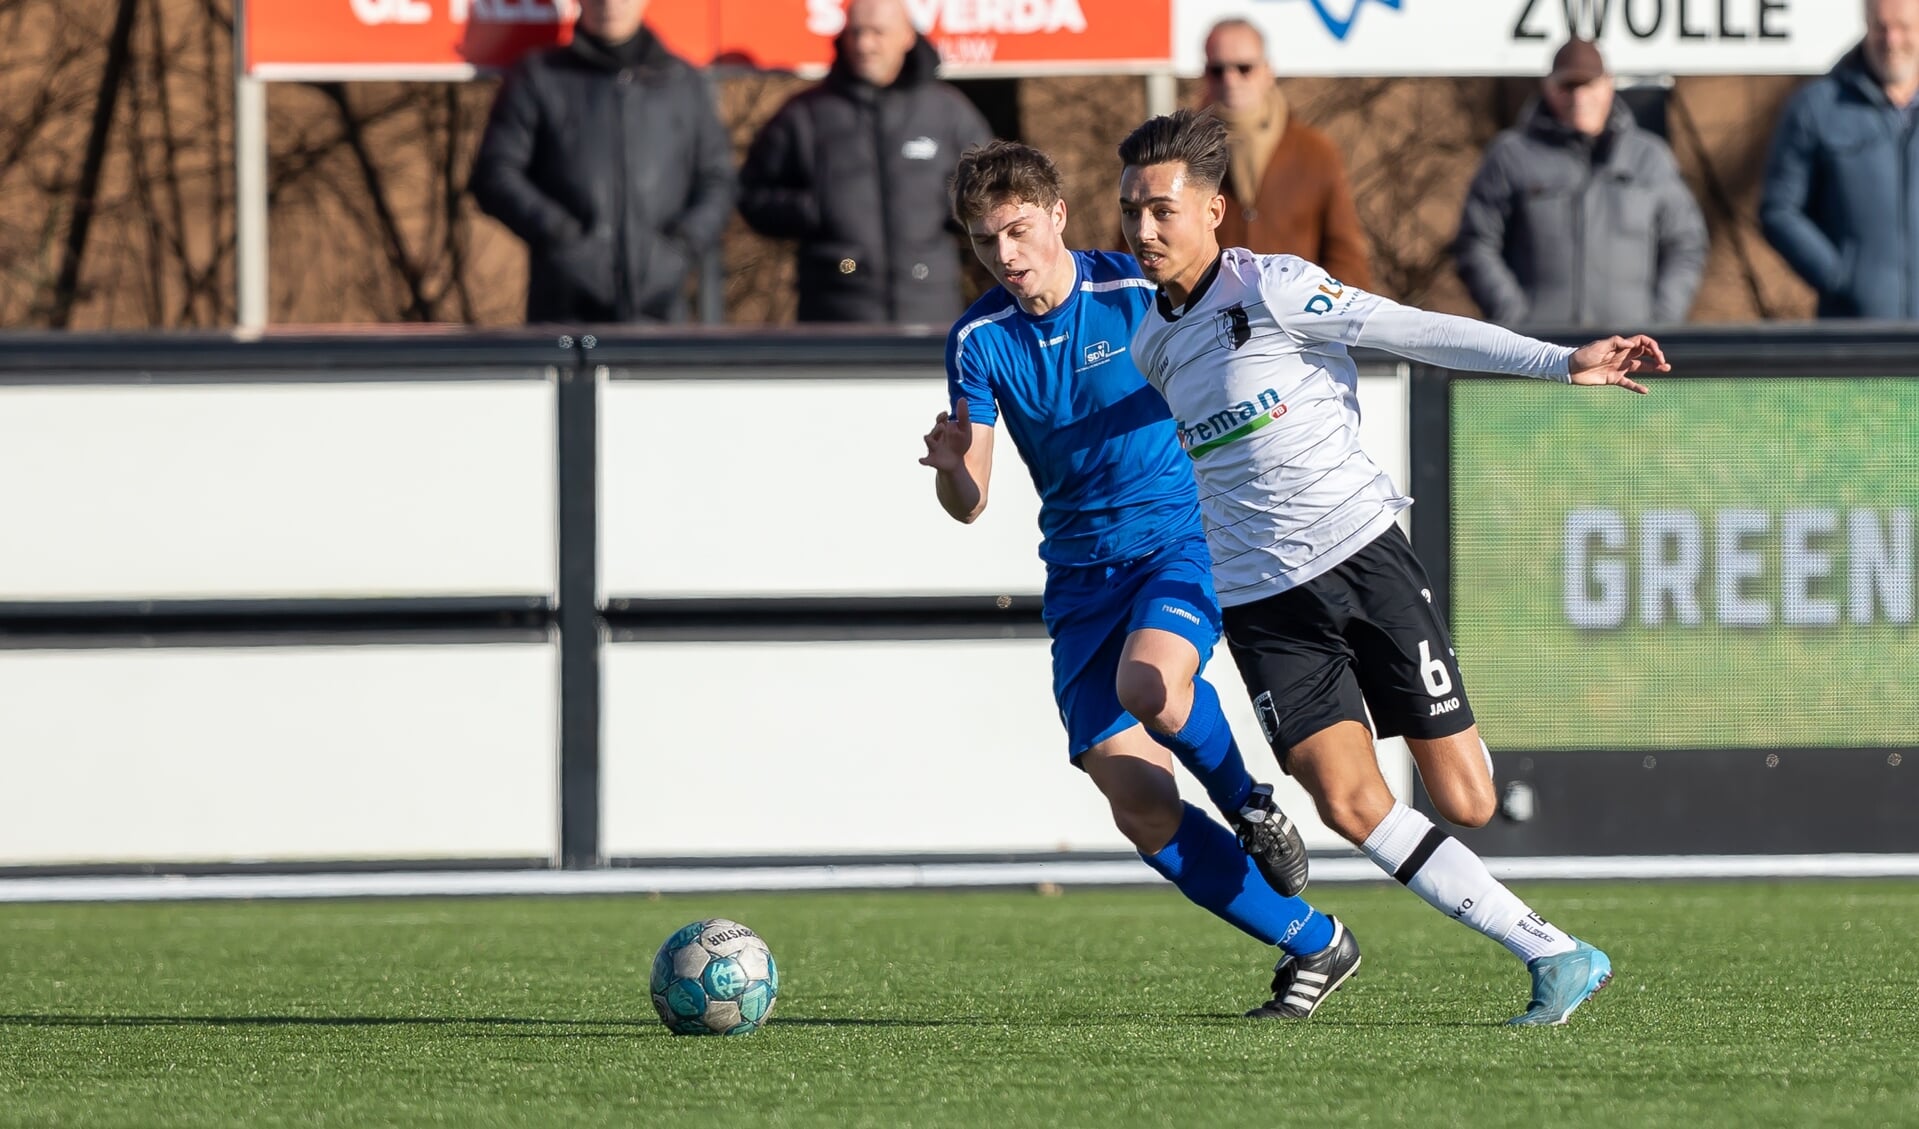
[{"xmin": 1221, "ymin": 524, "xmax": 1475, "ymax": 766}]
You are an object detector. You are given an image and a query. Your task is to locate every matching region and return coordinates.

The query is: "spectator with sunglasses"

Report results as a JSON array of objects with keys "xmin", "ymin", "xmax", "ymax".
[{"xmin": 1198, "ymin": 18, "xmax": 1373, "ymax": 290}]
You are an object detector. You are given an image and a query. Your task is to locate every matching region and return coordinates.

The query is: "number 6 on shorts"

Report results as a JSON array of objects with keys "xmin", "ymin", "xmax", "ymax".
[{"xmin": 1418, "ymin": 639, "xmax": 1454, "ymax": 698}]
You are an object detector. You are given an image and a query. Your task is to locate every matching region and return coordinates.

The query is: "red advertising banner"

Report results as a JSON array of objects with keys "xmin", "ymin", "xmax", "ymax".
[
  {"xmin": 724, "ymin": 0, "xmax": 1172, "ymax": 74},
  {"xmin": 243, "ymin": 0, "xmax": 1172, "ymax": 80}
]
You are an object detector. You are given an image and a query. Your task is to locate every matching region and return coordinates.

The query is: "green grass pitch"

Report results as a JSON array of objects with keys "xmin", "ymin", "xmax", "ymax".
[{"xmin": 3, "ymin": 880, "xmax": 1916, "ymax": 1128}]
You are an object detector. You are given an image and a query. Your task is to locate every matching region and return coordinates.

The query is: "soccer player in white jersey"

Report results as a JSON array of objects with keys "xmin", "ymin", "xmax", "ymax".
[{"xmin": 1115, "ymin": 110, "xmax": 1668, "ymax": 1026}]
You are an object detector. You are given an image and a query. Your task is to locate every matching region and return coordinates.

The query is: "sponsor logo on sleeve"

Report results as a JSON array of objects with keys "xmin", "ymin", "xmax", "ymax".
[{"xmin": 1303, "ymin": 278, "xmax": 1347, "ymax": 315}]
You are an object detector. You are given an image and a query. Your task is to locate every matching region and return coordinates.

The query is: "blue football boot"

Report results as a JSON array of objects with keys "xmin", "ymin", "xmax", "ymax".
[{"xmin": 1507, "ymin": 939, "xmax": 1612, "ymax": 1026}]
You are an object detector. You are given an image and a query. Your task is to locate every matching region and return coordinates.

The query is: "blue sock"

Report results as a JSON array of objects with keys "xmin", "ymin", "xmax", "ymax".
[
  {"xmin": 1141, "ymin": 803, "xmax": 1335, "ymax": 957},
  {"xmin": 1150, "ymin": 677, "xmax": 1255, "ymax": 816}
]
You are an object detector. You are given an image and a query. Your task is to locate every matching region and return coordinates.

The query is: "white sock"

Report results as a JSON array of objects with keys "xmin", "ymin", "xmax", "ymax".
[{"xmin": 1360, "ymin": 802, "xmax": 1576, "ymax": 963}]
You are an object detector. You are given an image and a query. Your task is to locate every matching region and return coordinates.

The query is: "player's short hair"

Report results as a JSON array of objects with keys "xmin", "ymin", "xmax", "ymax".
[
  {"xmin": 1116, "ymin": 110, "xmax": 1231, "ymax": 193},
  {"xmin": 949, "ymin": 140, "xmax": 1064, "ymax": 225}
]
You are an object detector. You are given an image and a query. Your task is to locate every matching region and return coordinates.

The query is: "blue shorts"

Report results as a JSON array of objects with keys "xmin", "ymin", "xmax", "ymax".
[{"xmin": 1044, "ymin": 535, "xmax": 1224, "ymax": 760}]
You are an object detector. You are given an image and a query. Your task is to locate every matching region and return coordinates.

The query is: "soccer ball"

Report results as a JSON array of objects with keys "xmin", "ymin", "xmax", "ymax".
[{"xmin": 650, "ymin": 918, "xmax": 779, "ymax": 1036}]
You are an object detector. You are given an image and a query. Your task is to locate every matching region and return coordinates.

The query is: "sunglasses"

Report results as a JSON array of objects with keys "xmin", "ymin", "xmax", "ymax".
[{"xmin": 1205, "ymin": 62, "xmax": 1260, "ymax": 79}]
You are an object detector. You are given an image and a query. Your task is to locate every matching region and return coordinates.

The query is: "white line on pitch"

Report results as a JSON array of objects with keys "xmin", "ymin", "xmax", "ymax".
[{"xmin": 1, "ymin": 854, "xmax": 1917, "ymax": 903}]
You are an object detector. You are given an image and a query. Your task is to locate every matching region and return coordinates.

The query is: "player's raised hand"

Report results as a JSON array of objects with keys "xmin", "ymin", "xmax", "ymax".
[
  {"xmin": 1567, "ymin": 334, "xmax": 1668, "ymax": 394},
  {"xmin": 918, "ymin": 399, "xmax": 973, "ymax": 471}
]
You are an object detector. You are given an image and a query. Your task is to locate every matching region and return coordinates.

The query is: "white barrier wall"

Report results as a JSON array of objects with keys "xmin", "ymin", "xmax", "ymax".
[
  {"xmin": 602, "ymin": 375, "xmax": 1048, "ymax": 598},
  {"xmin": 599, "ymin": 363, "xmax": 1414, "ymax": 858},
  {"xmin": 0, "ymin": 378, "xmax": 557, "ymax": 601},
  {"xmin": 601, "ymin": 367, "xmax": 1409, "ymax": 598},
  {"xmin": 0, "ymin": 363, "xmax": 1415, "ymax": 866},
  {"xmin": 601, "ymin": 639, "xmax": 1411, "ymax": 856},
  {"xmin": 0, "ymin": 644, "xmax": 558, "ymax": 866}
]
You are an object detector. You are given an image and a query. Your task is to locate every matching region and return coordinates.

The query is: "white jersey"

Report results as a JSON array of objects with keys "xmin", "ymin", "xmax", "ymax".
[{"xmin": 1131, "ymin": 248, "xmax": 1574, "ymax": 607}]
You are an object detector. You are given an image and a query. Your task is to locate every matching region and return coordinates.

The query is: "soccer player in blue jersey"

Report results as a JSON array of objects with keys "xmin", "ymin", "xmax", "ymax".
[{"xmin": 916, "ymin": 139, "xmax": 1359, "ymax": 1019}]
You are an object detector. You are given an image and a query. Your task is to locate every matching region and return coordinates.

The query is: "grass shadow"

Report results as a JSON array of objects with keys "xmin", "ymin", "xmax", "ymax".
[
  {"xmin": 0, "ymin": 1013, "xmax": 647, "ymax": 1030},
  {"xmin": 1170, "ymin": 1012, "xmax": 1498, "ymax": 1028},
  {"xmin": 0, "ymin": 1013, "xmax": 988, "ymax": 1034},
  {"xmin": 5, "ymin": 1012, "xmax": 1496, "ymax": 1033},
  {"xmin": 763, "ymin": 1017, "xmax": 987, "ymax": 1028}
]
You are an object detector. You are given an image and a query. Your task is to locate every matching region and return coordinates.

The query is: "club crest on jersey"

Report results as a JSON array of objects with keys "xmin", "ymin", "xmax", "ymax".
[
  {"xmin": 1223, "ymin": 305, "xmax": 1251, "ymax": 349},
  {"xmin": 1213, "ymin": 304, "xmax": 1255, "ymax": 351},
  {"xmin": 1178, "ymin": 387, "xmax": 1287, "ymax": 459},
  {"xmin": 1304, "ymin": 278, "xmax": 1346, "ymax": 315}
]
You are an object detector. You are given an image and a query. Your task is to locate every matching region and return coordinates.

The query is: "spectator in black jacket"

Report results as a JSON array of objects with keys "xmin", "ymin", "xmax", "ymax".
[
  {"xmin": 470, "ymin": 0, "xmax": 733, "ymax": 324},
  {"xmin": 738, "ymin": 0, "xmax": 993, "ymax": 324}
]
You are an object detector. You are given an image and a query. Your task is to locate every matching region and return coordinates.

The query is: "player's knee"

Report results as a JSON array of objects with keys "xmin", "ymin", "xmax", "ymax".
[
  {"xmin": 1436, "ymin": 784, "xmax": 1497, "ymax": 829},
  {"xmin": 1109, "ymin": 793, "xmax": 1182, "ymax": 854},
  {"xmin": 1114, "ymin": 662, "xmax": 1179, "ymax": 733},
  {"xmin": 1311, "ymin": 786, "xmax": 1395, "ymax": 846},
  {"xmin": 1315, "ymin": 799, "xmax": 1375, "ymax": 846},
  {"xmin": 1094, "ymin": 763, "xmax": 1184, "ymax": 852}
]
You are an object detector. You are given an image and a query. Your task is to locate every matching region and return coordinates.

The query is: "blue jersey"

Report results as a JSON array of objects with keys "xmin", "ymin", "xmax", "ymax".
[{"xmin": 945, "ymin": 250, "xmax": 1202, "ymax": 569}]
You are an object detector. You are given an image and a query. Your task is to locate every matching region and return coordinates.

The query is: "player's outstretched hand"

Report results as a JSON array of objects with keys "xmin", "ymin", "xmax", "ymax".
[
  {"xmin": 1567, "ymin": 334, "xmax": 1668, "ymax": 394},
  {"xmin": 919, "ymin": 398, "xmax": 973, "ymax": 471}
]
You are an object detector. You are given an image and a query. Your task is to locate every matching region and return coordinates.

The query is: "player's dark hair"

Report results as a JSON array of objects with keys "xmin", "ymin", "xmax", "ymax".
[
  {"xmin": 949, "ymin": 140, "xmax": 1063, "ymax": 225},
  {"xmin": 1116, "ymin": 109, "xmax": 1231, "ymax": 192}
]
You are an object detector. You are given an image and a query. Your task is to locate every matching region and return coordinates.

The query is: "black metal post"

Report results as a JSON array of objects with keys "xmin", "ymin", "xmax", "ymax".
[
  {"xmin": 556, "ymin": 336, "xmax": 602, "ymax": 868},
  {"xmin": 698, "ymin": 249, "xmax": 725, "ymax": 326},
  {"xmin": 1407, "ymin": 363, "xmax": 1453, "ymax": 610},
  {"xmin": 1406, "ymin": 363, "xmax": 1454, "ymax": 822}
]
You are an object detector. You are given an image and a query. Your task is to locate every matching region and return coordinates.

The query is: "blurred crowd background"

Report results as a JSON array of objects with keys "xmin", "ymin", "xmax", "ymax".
[{"xmin": 0, "ymin": 0, "xmax": 1909, "ymax": 330}]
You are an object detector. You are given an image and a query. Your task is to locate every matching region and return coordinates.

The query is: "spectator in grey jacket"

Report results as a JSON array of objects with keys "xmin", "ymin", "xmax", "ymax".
[
  {"xmin": 470, "ymin": 0, "xmax": 733, "ymax": 324},
  {"xmin": 1762, "ymin": 0, "xmax": 1919, "ymax": 319},
  {"xmin": 1454, "ymin": 39, "xmax": 1707, "ymax": 328},
  {"xmin": 738, "ymin": 0, "xmax": 992, "ymax": 324}
]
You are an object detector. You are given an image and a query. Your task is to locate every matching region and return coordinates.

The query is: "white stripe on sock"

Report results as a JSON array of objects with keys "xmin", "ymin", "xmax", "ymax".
[{"xmin": 1361, "ymin": 802, "xmax": 1577, "ymax": 963}]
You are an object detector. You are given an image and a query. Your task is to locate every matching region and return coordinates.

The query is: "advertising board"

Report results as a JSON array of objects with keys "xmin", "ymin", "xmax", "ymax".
[
  {"xmin": 1450, "ymin": 377, "xmax": 1917, "ymax": 752},
  {"xmin": 246, "ymin": 0, "xmax": 1173, "ymax": 79},
  {"xmin": 1172, "ymin": 1, "xmax": 1861, "ymax": 76}
]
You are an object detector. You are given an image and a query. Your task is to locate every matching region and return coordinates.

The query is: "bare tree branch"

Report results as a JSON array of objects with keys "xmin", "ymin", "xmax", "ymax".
[
  {"xmin": 47, "ymin": 0, "xmax": 140, "ymax": 327},
  {"xmin": 319, "ymin": 81, "xmax": 438, "ymax": 321}
]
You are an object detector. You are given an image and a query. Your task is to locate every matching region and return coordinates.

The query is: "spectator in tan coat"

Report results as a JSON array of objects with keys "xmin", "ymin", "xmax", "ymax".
[{"xmin": 1199, "ymin": 18, "xmax": 1373, "ymax": 290}]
